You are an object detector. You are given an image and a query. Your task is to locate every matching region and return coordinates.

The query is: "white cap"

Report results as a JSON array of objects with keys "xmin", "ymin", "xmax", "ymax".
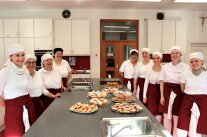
[
  {"xmin": 152, "ymin": 52, "xmax": 163, "ymax": 59},
  {"xmin": 25, "ymin": 54, "xmax": 37, "ymax": 62},
  {"xmin": 8, "ymin": 43, "xmax": 25, "ymax": 57},
  {"xmin": 171, "ymin": 45, "xmax": 182, "ymax": 54},
  {"xmin": 41, "ymin": 53, "xmax": 53, "ymax": 65},
  {"xmin": 141, "ymin": 48, "xmax": 151, "ymax": 54},
  {"xmin": 130, "ymin": 49, "xmax": 138, "ymax": 55},
  {"xmin": 189, "ymin": 52, "xmax": 204, "ymax": 61}
]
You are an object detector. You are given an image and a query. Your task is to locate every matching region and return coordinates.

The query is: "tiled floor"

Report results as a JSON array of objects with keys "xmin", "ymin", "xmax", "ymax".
[{"xmin": 0, "ymin": 130, "xmax": 5, "ymax": 137}]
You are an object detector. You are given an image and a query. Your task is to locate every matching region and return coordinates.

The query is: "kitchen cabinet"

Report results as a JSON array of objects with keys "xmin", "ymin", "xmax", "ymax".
[
  {"xmin": 0, "ymin": 38, "xmax": 4, "ymax": 69},
  {"xmin": 72, "ymin": 20, "xmax": 90, "ymax": 55},
  {"xmin": 19, "ymin": 38, "xmax": 34, "ymax": 54},
  {"xmin": 34, "ymin": 37, "xmax": 52, "ymax": 50},
  {"xmin": 147, "ymin": 20, "xmax": 186, "ymax": 53},
  {"xmin": 0, "ymin": 19, "xmax": 3, "ymax": 37},
  {"xmin": 4, "ymin": 19, "xmax": 19, "ymax": 37},
  {"xmin": 34, "ymin": 19, "xmax": 52, "ymax": 37},
  {"xmin": 4, "ymin": 38, "xmax": 19, "ymax": 61},
  {"xmin": 19, "ymin": 19, "xmax": 34, "ymax": 37},
  {"xmin": 54, "ymin": 20, "xmax": 72, "ymax": 55}
]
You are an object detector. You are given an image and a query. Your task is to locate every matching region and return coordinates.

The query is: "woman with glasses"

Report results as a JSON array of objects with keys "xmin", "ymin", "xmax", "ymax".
[
  {"xmin": 133, "ymin": 48, "xmax": 153, "ymax": 103},
  {"xmin": 0, "ymin": 44, "xmax": 36, "ymax": 137},
  {"xmin": 160, "ymin": 46, "xmax": 188, "ymax": 137},
  {"xmin": 39, "ymin": 53, "xmax": 63, "ymax": 110},
  {"xmin": 177, "ymin": 52, "xmax": 207, "ymax": 137},
  {"xmin": 143, "ymin": 52, "xmax": 163, "ymax": 122},
  {"xmin": 119, "ymin": 49, "xmax": 138, "ymax": 91},
  {"xmin": 53, "ymin": 48, "xmax": 72, "ymax": 89},
  {"xmin": 25, "ymin": 54, "xmax": 61, "ymax": 118}
]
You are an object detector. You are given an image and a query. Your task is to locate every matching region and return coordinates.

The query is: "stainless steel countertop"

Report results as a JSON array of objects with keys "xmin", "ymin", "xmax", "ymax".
[{"xmin": 23, "ymin": 78, "xmax": 171, "ymax": 137}]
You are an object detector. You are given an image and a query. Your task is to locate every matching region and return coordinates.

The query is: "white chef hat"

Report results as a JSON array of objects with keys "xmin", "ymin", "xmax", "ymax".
[
  {"xmin": 141, "ymin": 48, "xmax": 151, "ymax": 54},
  {"xmin": 171, "ymin": 45, "xmax": 182, "ymax": 54},
  {"xmin": 130, "ymin": 49, "xmax": 138, "ymax": 55},
  {"xmin": 152, "ymin": 51, "xmax": 163, "ymax": 59},
  {"xmin": 41, "ymin": 53, "xmax": 53, "ymax": 65},
  {"xmin": 25, "ymin": 54, "xmax": 37, "ymax": 62},
  {"xmin": 189, "ymin": 52, "xmax": 204, "ymax": 61},
  {"xmin": 8, "ymin": 43, "xmax": 25, "ymax": 56}
]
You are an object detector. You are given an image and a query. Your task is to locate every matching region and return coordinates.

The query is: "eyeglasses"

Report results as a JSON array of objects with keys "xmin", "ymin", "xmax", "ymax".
[{"xmin": 25, "ymin": 62, "xmax": 36, "ymax": 65}]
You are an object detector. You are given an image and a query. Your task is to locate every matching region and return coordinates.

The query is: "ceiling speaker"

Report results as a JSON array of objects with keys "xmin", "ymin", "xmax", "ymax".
[
  {"xmin": 62, "ymin": 10, "xmax": 71, "ymax": 18},
  {"xmin": 156, "ymin": 12, "xmax": 165, "ymax": 20}
]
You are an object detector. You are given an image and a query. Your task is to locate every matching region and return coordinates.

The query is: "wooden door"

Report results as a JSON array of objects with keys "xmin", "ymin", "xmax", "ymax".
[{"xmin": 100, "ymin": 41, "xmax": 137, "ymax": 78}]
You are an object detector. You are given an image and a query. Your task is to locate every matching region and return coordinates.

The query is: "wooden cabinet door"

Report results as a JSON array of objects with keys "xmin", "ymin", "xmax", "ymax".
[
  {"xmin": 0, "ymin": 38, "xmax": 4, "ymax": 69},
  {"xmin": 176, "ymin": 21, "xmax": 187, "ymax": 52},
  {"xmin": 72, "ymin": 20, "xmax": 90, "ymax": 55},
  {"xmin": 34, "ymin": 38, "xmax": 52, "ymax": 50},
  {"xmin": 19, "ymin": 38, "xmax": 34, "ymax": 54},
  {"xmin": 19, "ymin": 19, "xmax": 34, "ymax": 37},
  {"xmin": 34, "ymin": 19, "xmax": 52, "ymax": 37},
  {"xmin": 4, "ymin": 19, "xmax": 19, "ymax": 37},
  {"xmin": 55, "ymin": 20, "xmax": 72, "ymax": 55}
]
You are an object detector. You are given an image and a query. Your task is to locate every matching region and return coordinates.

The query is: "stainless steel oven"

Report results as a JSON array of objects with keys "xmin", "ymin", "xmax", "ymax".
[{"xmin": 34, "ymin": 50, "xmax": 53, "ymax": 70}]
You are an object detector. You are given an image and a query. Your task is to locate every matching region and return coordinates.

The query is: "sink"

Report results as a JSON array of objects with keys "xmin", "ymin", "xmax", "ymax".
[{"xmin": 101, "ymin": 117, "xmax": 171, "ymax": 137}]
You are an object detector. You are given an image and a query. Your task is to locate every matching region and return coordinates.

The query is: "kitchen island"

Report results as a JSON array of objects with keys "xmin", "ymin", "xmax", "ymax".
[{"xmin": 23, "ymin": 79, "xmax": 171, "ymax": 137}]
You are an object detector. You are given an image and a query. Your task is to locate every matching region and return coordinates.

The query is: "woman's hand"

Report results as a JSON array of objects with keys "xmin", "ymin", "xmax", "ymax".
[
  {"xmin": 61, "ymin": 86, "xmax": 67, "ymax": 92},
  {"xmin": 160, "ymin": 96, "xmax": 165, "ymax": 105},
  {"xmin": 143, "ymin": 98, "xmax": 147, "ymax": 104},
  {"xmin": 54, "ymin": 93, "xmax": 61, "ymax": 98}
]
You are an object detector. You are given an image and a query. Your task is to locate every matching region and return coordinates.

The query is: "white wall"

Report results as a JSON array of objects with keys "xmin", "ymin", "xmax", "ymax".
[{"xmin": 0, "ymin": 9, "xmax": 207, "ymax": 78}]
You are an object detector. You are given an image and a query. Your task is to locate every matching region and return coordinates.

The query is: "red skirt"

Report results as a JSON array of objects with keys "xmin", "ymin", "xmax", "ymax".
[
  {"xmin": 5, "ymin": 95, "xmax": 36, "ymax": 137},
  {"xmin": 163, "ymin": 82, "xmax": 184, "ymax": 116},
  {"xmin": 123, "ymin": 78, "xmax": 134, "ymax": 91},
  {"xmin": 62, "ymin": 78, "xmax": 68, "ymax": 88},
  {"xmin": 177, "ymin": 94, "xmax": 207, "ymax": 134},
  {"xmin": 137, "ymin": 77, "xmax": 145, "ymax": 103},
  {"xmin": 146, "ymin": 83, "xmax": 162, "ymax": 116},
  {"xmin": 31, "ymin": 97, "xmax": 44, "ymax": 118},
  {"xmin": 41, "ymin": 88, "xmax": 61, "ymax": 110}
]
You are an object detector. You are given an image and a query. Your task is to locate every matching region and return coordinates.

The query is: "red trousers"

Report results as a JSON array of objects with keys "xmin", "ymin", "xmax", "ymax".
[
  {"xmin": 137, "ymin": 77, "xmax": 145, "ymax": 103},
  {"xmin": 31, "ymin": 96, "xmax": 44, "ymax": 118},
  {"xmin": 177, "ymin": 94, "xmax": 207, "ymax": 134},
  {"xmin": 5, "ymin": 95, "xmax": 36, "ymax": 137},
  {"xmin": 62, "ymin": 78, "xmax": 67, "ymax": 88},
  {"xmin": 123, "ymin": 78, "xmax": 134, "ymax": 91},
  {"xmin": 163, "ymin": 82, "xmax": 184, "ymax": 116}
]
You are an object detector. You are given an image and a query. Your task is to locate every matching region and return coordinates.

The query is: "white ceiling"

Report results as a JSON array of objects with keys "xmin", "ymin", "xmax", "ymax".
[{"xmin": 0, "ymin": 0, "xmax": 207, "ymax": 10}]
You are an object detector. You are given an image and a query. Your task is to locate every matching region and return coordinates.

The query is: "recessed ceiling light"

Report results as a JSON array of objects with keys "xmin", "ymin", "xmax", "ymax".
[
  {"xmin": 109, "ymin": 0, "xmax": 161, "ymax": 2},
  {"xmin": 174, "ymin": 0, "xmax": 207, "ymax": 3}
]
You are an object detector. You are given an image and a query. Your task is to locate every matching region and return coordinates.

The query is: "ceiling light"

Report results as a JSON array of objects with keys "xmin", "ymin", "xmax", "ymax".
[
  {"xmin": 104, "ymin": 26, "xmax": 130, "ymax": 29},
  {"xmin": 110, "ymin": 0, "xmax": 161, "ymax": 2},
  {"xmin": 174, "ymin": 0, "xmax": 207, "ymax": 3}
]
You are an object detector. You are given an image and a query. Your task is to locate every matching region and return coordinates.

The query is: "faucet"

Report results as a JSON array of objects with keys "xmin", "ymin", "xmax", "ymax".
[{"xmin": 108, "ymin": 124, "xmax": 133, "ymax": 137}]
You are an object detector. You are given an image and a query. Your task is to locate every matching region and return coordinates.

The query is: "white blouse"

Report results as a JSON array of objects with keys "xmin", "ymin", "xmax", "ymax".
[
  {"xmin": 160, "ymin": 62, "xmax": 189, "ymax": 84},
  {"xmin": 119, "ymin": 59, "xmax": 137, "ymax": 79},
  {"xmin": 53, "ymin": 59, "xmax": 71, "ymax": 78},
  {"xmin": 180, "ymin": 69, "xmax": 207, "ymax": 95},
  {"xmin": 0, "ymin": 67, "xmax": 29, "ymax": 99},
  {"xmin": 27, "ymin": 71, "xmax": 49, "ymax": 97},
  {"xmin": 143, "ymin": 67, "xmax": 162, "ymax": 98},
  {"xmin": 39, "ymin": 68, "xmax": 62, "ymax": 89},
  {"xmin": 134, "ymin": 60, "xmax": 153, "ymax": 79}
]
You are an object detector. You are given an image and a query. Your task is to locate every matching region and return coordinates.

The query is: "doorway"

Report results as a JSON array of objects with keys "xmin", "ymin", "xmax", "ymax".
[{"xmin": 100, "ymin": 19, "xmax": 139, "ymax": 78}]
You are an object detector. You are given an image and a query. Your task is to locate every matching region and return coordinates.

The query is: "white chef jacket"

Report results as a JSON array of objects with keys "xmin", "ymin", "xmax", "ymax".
[
  {"xmin": 160, "ymin": 62, "xmax": 189, "ymax": 83},
  {"xmin": 38, "ymin": 68, "xmax": 62, "ymax": 89},
  {"xmin": 134, "ymin": 60, "xmax": 153, "ymax": 79},
  {"xmin": 0, "ymin": 67, "xmax": 29, "ymax": 99},
  {"xmin": 53, "ymin": 59, "xmax": 71, "ymax": 78},
  {"xmin": 119, "ymin": 59, "xmax": 137, "ymax": 79},
  {"xmin": 180, "ymin": 69, "xmax": 207, "ymax": 95},
  {"xmin": 27, "ymin": 71, "xmax": 49, "ymax": 97},
  {"xmin": 143, "ymin": 67, "xmax": 162, "ymax": 98}
]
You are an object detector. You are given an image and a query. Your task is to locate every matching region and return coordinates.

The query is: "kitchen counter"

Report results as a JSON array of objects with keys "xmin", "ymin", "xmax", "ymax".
[{"xmin": 23, "ymin": 79, "xmax": 171, "ymax": 137}]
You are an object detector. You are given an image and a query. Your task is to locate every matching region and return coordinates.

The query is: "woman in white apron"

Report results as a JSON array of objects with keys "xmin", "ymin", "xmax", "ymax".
[
  {"xmin": 160, "ymin": 46, "xmax": 188, "ymax": 136},
  {"xmin": 177, "ymin": 52, "xmax": 207, "ymax": 137},
  {"xmin": 133, "ymin": 48, "xmax": 153, "ymax": 103},
  {"xmin": 143, "ymin": 52, "xmax": 163, "ymax": 122},
  {"xmin": 119, "ymin": 49, "xmax": 138, "ymax": 91},
  {"xmin": 25, "ymin": 54, "xmax": 61, "ymax": 118},
  {"xmin": 0, "ymin": 44, "xmax": 36, "ymax": 137}
]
